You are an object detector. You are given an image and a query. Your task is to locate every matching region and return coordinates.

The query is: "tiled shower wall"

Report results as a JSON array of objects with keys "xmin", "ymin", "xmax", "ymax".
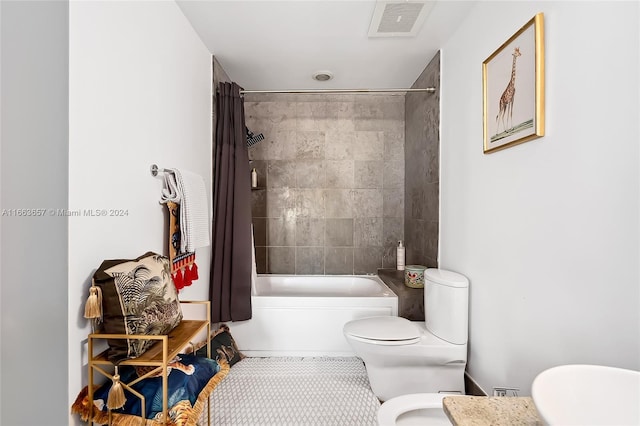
[
  {"xmin": 405, "ymin": 51, "xmax": 440, "ymax": 267},
  {"xmin": 245, "ymin": 94, "xmax": 405, "ymax": 275}
]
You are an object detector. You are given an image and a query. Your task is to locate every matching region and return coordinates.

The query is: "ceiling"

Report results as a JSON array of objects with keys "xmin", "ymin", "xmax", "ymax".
[{"xmin": 176, "ymin": 0, "xmax": 477, "ymax": 91}]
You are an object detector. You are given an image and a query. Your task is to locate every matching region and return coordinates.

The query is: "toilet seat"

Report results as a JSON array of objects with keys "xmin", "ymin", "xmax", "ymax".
[
  {"xmin": 377, "ymin": 393, "xmax": 450, "ymax": 426},
  {"xmin": 343, "ymin": 316, "xmax": 421, "ymax": 345}
]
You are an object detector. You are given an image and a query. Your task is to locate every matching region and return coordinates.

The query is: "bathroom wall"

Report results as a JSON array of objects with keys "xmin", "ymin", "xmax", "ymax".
[
  {"xmin": 440, "ymin": 1, "xmax": 639, "ymax": 395},
  {"xmin": 405, "ymin": 52, "xmax": 441, "ymax": 268},
  {"xmin": 68, "ymin": 2, "xmax": 212, "ymax": 423},
  {"xmin": 1, "ymin": 1, "xmax": 69, "ymax": 424},
  {"xmin": 245, "ymin": 94, "xmax": 405, "ymax": 275}
]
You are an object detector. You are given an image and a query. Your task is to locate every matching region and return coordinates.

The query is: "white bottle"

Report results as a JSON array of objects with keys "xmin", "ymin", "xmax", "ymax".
[
  {"xmin": 251, "ymin": 168, "xmax": 258, "ymax": 188},
  {"xmin": 396, "ymin": 240, "xmax": 405, "ymax": 271}
]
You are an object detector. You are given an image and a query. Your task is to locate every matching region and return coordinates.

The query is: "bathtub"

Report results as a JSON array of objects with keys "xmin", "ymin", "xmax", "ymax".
[{"xmin": 227, "ymin": 274, "xmax": 398, "ymax": 357}]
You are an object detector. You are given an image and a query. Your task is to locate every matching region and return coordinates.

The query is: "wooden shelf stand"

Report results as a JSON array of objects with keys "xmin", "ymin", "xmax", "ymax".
[{"xmin": 87, "ymin": 301, "xmax": 211, "ymax": 425}]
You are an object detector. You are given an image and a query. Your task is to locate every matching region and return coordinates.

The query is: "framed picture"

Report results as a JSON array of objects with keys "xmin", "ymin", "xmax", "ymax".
[{"xmin": 483, "ymin": 13, "xmax": 544, "ymax": 153}]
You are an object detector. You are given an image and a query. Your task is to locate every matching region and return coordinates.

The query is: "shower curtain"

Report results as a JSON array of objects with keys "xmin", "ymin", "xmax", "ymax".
[{"xmin": 210, "ymin": 82, "xmax": 252, "ymax": 322}]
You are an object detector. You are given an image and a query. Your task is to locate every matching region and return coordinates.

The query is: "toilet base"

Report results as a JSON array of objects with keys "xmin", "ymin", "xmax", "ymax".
[{"xmin": 368, "ymin": 363, "xmax": 465, "ymax": 402}]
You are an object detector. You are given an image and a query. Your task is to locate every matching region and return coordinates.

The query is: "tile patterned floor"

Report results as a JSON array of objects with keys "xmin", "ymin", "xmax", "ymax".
[{"xmin": 202, "ymin": 356, "xmax": 380, "ymax": 426}]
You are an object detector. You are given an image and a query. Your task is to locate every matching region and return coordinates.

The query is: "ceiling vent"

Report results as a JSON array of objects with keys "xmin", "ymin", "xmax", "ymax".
[{"xmin": 368, "ymin": 1, "xmax": 435, "ymax": 38}]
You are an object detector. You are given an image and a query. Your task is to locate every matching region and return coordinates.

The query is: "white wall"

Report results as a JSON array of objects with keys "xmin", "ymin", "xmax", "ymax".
[
  {"xmin": 1, "ymin": 1, "xmax": 69, "ymax": 424},
  {"xmin": 68, "ymin": 1, "xmax": 212, "ymax": 423},
  {"xmin": 440, "ymin": 1, "xmax": 639, "ymax": 395}
]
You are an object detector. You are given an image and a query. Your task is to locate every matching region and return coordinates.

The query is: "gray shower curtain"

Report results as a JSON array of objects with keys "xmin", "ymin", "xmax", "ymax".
[{"xmin": 210, "ymin": 82, "xmax": 252, "ymax": 322}]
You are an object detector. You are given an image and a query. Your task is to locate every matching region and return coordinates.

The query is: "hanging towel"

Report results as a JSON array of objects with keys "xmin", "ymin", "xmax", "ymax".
[
  {"xmin": 160, "ymin": 171, "xmax": 181, "ymax": 204},
  {"xmin": 160, "ymin": 168, "xmax": 210, "ymax": 252},
  {"xmin": 180, "ymin": 170, "xmax": 210, "ymax": 252}
]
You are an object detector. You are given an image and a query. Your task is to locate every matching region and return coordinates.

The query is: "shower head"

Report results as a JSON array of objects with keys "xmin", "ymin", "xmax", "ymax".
[{"xmin": 246, "ymin": 127, "xmax": 264, "ymax": 147}]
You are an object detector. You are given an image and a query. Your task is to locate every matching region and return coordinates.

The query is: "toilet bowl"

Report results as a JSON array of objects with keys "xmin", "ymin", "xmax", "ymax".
[
  {"xmin": 378, "ymin": 393, "xmax": 452, "ymax": 426},
  {"xmin": 343, "ymin": 268, "xmax": 469, "ymax": 402}
]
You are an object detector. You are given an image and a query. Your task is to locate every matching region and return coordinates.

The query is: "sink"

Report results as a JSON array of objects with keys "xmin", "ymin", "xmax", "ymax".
[{"xmin": 532, "ymin": 364, "xmax": 640, "ymax": 425}]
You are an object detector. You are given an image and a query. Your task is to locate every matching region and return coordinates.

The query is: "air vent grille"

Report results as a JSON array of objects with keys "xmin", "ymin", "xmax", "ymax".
[
  {"xmin": 368, "ymin": 1, "xmax": 435, "ymax": 38},
  {"xmin": 377, "ymin": 3, "xmax": 424, "ymax": 33}
]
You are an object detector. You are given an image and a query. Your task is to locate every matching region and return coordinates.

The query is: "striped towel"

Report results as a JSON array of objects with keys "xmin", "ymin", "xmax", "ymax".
[{"xmin": 160, "ymin": 168, "xmax": 210, "ymax": 252}]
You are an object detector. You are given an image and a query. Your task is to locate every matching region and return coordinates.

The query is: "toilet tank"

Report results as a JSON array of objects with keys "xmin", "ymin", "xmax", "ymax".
[{"xmin": 424, "ymin": 269, "xmax": 469, "ymax": 345}]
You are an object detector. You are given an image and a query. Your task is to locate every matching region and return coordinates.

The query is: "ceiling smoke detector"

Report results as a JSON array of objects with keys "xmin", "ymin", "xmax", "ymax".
[
  {"xmin": 312, "ymin": 71, "xmax": 333, "ymax": 82},
  {"xmin": 368, "ymin": 1, "xmax": 435, "ymax": 38}
]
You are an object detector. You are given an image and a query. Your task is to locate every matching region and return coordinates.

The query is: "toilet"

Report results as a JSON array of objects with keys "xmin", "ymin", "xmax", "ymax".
[
  {"xmin": 377, "ymin": 393, "xmax": 452, "ymax": 425},
  {"xmin": 343, "ymin": 268, "xmax": 469, "ymax": 424}
]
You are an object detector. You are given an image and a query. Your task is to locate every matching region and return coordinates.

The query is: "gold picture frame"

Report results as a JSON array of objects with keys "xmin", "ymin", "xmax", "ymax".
[{"xmin": 483, "ymin": 13, "xmax": 545, "ymax": 153}]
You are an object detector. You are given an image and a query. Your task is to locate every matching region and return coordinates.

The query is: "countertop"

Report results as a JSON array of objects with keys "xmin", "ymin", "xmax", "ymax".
[
  {"xmin": 442, "ymin": 396, "xmax": 543, "ymax": 426},
  {"xmin": 377, "ymin": 269, "xmax": 425, "ymax": 321}
]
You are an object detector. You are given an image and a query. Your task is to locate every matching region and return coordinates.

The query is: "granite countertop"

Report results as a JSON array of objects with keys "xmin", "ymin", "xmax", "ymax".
[{"xmin": 443, "ymin": 396, "xmax": 543, "ymax": 426}]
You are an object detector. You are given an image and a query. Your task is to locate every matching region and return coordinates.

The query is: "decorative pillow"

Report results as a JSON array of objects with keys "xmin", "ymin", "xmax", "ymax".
[
  {"xmin": 194, "ymin": 324, "xmax": 245, "ymax": 366},
  {"xmin": 92, "ymin": 251, "xmax": 183, "ymax": 363}
]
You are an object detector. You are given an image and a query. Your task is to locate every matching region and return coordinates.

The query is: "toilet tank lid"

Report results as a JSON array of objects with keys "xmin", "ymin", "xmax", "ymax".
[
  {"xmin": 424, "ymin": 269, "xmax": 469, "ymax": 288},
  {"xmin": 344, "ymin": 316, "xmax": 420, "ymax": 341}
]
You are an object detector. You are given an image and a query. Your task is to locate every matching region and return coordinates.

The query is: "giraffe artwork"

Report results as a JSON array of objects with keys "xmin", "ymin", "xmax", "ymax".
[
  {"xmin": 496, "ymin": 47, "xmax": 521, "ymax": 133},
  {"xmin": 483, "ymin": 13, "xmax": 544, "ymax": 153}
]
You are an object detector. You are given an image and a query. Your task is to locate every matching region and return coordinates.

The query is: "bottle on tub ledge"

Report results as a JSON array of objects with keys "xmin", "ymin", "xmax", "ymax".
[
  {"xmin": 251, "ymin": 168, "xmax": 258, "ymax": 188},
  {"xmin": 396, "ymin": 240, "xmax": 405, "ymax": 271}
]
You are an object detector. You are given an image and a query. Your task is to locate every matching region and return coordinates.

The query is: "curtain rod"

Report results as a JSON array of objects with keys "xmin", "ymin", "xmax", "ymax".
[{"xmin": 239, "ymin": 88, "xmax": 436, "ymax": 94}]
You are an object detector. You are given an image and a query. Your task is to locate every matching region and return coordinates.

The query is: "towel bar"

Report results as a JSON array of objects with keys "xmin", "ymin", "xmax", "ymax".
[{"xmin": 150, "ymin": 164, "xmax": 166, "ymax": 177}]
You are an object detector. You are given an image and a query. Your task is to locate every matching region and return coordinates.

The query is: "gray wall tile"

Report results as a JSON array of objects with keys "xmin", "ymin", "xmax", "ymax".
[
  {"xmin": 266, "ymin": 188, "xmax": 296, "ymax": 218},
  {"xmin": 353, "ymin": 131, "xmax": 384, "ymax": 160},
  {"xmin": 383, "ymin": 160, "xmax": 404, "ymax": 189},
  {"xmin": 354, "ymin": 161, "xmax": 383, "ymax": 189},
  {"xmin": 325, "ymin": 160, "xmax": 354, "ymax": 188},
  {"xmin": 247, "ymin": 93, "xmax": 407, "ymax": 276},
  {"xmin": 325, "ymin": 189, "xmax": 353, "ymax": 218},
  {"xmin": 354, "ymin": 217, "xmax": 383, "ymax": 247},
  {"xmin": 353, "ymin": 189, "xmax": 383, "ymax": 218},
  {"xmin": 354, "ymin": 247, "xmax": 384, "ymax": 274},
  {"xmin": 296, "ymin": 102, "xmax": 328, "ymax": 131},
  {"xmin": 384, "ymin": 131, "xmax": 404, "ymax": 162},
  {"xmin": 296, "ymin": 160, "xmax": 326, "ymax": 188},
  {"xmin": 325, "ymin": 247, "xmax": 354, "ymax": 275},
  {"xmin": 383, "ymin": 189, "xmax": 404, "ymax": 218},
  {"xmin": 296, "ymin": 131, "xmax": 325, "ymax": 159},
  {"xmin": 268, "ymin": 247, "xmax": 295, "ymax": 274},
  {"xmin": 268, "ymin": 130, "xmax": 297, "ymax": 160},
  {"xmin": 404, "ymin": 51, "xmax": 440, "ymax": 268},
  {"xmin": 354, "ymin": 97, "xmax": 384, "ymax": 119},
  {"xmin": 268, "ymin": 217, "xmax": 296, "ymax": 246},
  {"xmin": 382, "ymin": 245, "xmax": 398, "ymax": 269},
  {"xmin": 325, "ymin": 218, "xmax": 354, "ymax": 247},
  {"xmin": 325, "ymin": 130, "xmax": 354, "ymax": 159},
  {"xmin": 251, "ymin": 188, "xmax": 267, "ymax": 218},
  {"xmin": 296, "ymin": 188, "xmax": 325, "ymax": 218},
  {"xmin": 268, "ymin": 160, "xmax": 296, "ymax": 188},
  {"xmin": 383, "ymin": 217, "xmax": 404, "ymax": 247},
  {"xmin": 296, "ymin": 218, "xmax": 325, "ymax": 246},
  {"xmin": 252, "ymin": 218, "xmax": 267, "ymax": 246},
  {"xmin": 255, "ymin": 246, "xmax": 267, "ymax": 273},
  {"xmin": 424, "ymin": 182, "xmax": 439, "ymax": 222},
  {"xmin": 296, "ymin": 247, "xmax": 324, "ymax": 274}
]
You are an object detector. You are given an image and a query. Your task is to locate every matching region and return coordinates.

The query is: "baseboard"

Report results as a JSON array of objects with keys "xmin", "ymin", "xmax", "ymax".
[{"xmin": 464, "ymin": 372, "xmax": 487, "ymax": 396}]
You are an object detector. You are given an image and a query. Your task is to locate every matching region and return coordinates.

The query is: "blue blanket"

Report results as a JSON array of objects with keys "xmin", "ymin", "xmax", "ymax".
[{"xmin": 83, "ymin": 353, "xmax": 224, "ymax": 423}]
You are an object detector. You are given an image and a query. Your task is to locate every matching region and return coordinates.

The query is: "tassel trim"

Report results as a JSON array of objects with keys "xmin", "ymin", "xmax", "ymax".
[
  {"xmin": 191, "ymin": 263, "xmax": 199, "ymax": 281},
  {"xmin": 172, "ymin": 269, "xmax": 184, "ymax": 291},
  {"xmin": 84, "ymin": 281, "xmax": 102, "ymax": 320},
  {"xmin": 107, "ymin": 366, "xmax": 127, "ymax": 410}
]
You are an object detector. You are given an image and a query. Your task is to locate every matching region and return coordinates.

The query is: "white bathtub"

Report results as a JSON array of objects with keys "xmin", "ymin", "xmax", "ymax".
[{"xmin": 228, "ymin": 274, "xmax": 398, "ymax": 357}]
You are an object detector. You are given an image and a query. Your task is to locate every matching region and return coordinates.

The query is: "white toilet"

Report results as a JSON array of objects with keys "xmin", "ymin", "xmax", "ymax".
[
  {"xmin": 377, "ymin": 393, "xmax": 452, "ymax": 425},
  {"xmin": 343, "ymin": 268, "xmax": 469, "ymax": 425}
]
